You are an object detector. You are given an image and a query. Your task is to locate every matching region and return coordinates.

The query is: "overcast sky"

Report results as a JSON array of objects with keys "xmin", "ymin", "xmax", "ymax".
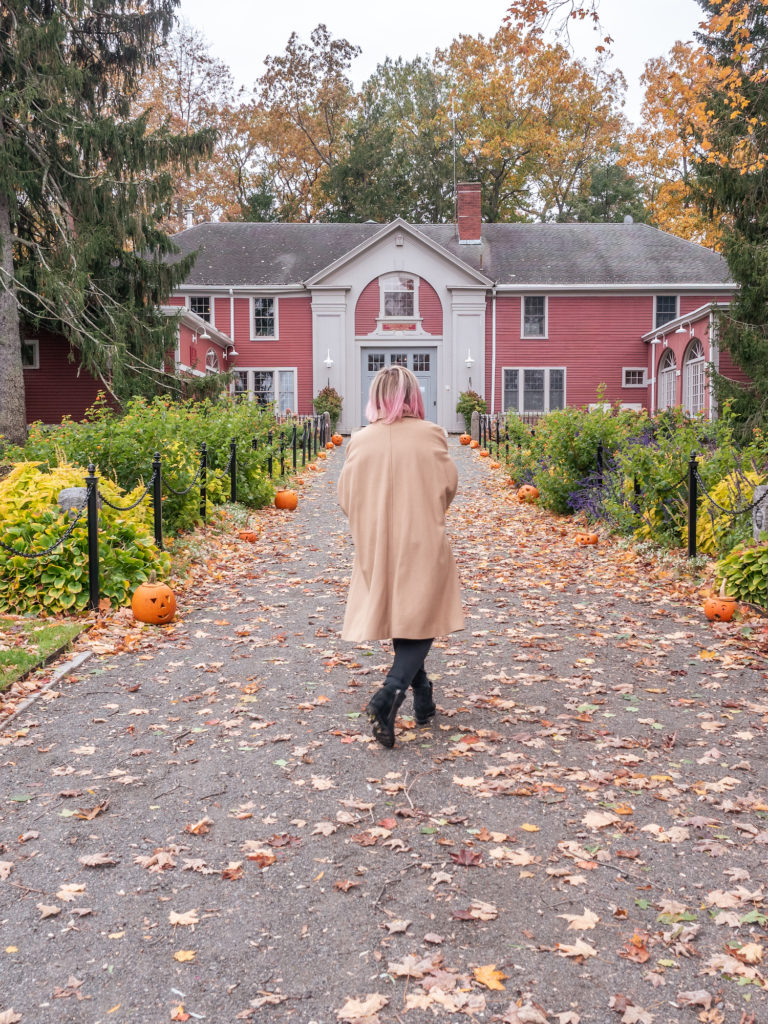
[{"xmin": 176, "ymin": 0, "xmax": 704, "ymax": 124}]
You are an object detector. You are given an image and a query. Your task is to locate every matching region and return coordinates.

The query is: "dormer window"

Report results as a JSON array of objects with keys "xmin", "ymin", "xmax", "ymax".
[
  {"xmin": 190, "ymin": 296, "xmax": 211, "ymax": 322},
  {"xmin": 381, "ymin": 274, "xmax": 417, "ymax": 318}
]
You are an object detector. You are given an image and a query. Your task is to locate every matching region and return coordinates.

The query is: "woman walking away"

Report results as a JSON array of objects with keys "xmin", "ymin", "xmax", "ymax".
[{"xmin": 337, "ymin": 365, "xmax": 464, "ymax": 748}]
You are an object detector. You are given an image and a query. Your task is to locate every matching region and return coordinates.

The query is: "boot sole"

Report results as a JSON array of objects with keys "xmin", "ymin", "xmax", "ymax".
[{"xmin": 366, "ymin": 702, "xmax": 396, "ymax": 748}]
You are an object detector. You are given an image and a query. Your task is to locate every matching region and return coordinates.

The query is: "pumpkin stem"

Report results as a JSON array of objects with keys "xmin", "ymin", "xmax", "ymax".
[
  {"xmin": 719, "ymin": 578, "xmax": 726, "ymax": 599},
  {"xmin": 149, "ymin": 570, "xmax": 157, "ymax": 585}
]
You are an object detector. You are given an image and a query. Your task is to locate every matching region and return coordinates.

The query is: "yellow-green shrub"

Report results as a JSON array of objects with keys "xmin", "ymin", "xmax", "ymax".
[
  {"xmin": 0, "ymin": 463, "xmax": 169, "ymax": 615},
  {"xmin": 696, "ymin": 470, "xmax": 764, "ymax": 555}
]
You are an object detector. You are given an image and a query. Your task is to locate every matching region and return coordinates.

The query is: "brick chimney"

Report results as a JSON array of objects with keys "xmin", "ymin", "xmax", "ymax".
[{"xmin": 457, "ymin": 182, "xmax": 482, "ymax": 243}]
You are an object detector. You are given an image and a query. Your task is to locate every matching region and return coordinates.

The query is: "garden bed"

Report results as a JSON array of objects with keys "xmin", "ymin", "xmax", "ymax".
[{"xmin": 0, "ymin": 616, "xmax": 87, "ymax": 692}]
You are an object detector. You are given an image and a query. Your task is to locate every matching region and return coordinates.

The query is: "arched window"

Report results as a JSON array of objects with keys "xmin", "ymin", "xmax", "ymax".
[
  {"xmin": 683, "ymin": 338, "xmax": 706, "ymax": 416},
  {"xmin": 205, "ymin": 348, "xmax": 220, "ymax": 374},
  {"xmin": 657, "ymin": 349, "xmax": 677, "ymax": 411}
]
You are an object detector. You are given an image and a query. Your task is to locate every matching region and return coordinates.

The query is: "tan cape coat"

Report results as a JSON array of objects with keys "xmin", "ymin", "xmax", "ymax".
[{"xmin": 337, "ymin": 417, "xmax": 465, "ymax": 642}]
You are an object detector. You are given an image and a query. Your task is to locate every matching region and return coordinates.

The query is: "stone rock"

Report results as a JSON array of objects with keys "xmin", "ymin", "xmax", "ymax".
[
  {"xmin": 753, "ymin": 485, "xmax": 768, "ymax": 543},
  {"xmin": 58, "ymin": 487, "xmax": 101, "ymax": 516}
]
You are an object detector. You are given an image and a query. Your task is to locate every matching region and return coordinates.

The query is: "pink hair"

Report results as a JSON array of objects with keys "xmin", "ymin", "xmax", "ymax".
[{"xmin": 365, "ymin": 365, "xmax": 425, "ymax": 424}]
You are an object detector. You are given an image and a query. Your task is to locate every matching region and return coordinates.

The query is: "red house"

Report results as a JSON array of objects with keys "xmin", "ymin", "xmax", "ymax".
[{"xmin": 24, "ymin": 184, "xmax": 737, "ymax": 429}]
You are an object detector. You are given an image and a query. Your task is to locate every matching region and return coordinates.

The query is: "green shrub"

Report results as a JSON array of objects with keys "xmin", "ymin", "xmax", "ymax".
[
  {"xmin": 7, "ymin": 394, "xmax": 284, "ymax": 533},
  {"xmin": 0, "ymin": 462, "xmax": 169, "ymax": 615},
  {"xmin": 456, "ymin": 390, "xmax": 487, "ymax": 433},
  {"xmin": 313, "ymin": 386, "xmax": 343, "ymax": 432},
  {"xmin": 716, "ymin": 543, "xmax": 768, "ymax": 607}
]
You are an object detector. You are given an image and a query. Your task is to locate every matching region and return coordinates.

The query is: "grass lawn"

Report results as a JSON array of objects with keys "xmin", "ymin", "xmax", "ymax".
[{"xmin": 0, "ymin": 616, "xmax": 86, "ymax": 693}]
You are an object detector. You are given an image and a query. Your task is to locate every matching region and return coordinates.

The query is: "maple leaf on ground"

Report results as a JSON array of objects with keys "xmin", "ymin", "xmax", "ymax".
[
  {"xmin": 335, "ymin": 993, "xmax": 388, "ymax": 1022},
  {"xmin": 221, "ymin": 861, "xmax": 244, "ymax": 880},
  {"xmin": 473, "ymin": 964, "xmax": 507, "ymax": 990},
  {"xmin": 173, "ymin": 950, "xmax": 196, "ymax": 963},
  {"xmin": 78, "ymin": 853, "xmax": 118, "ymax": 867},
  {"xmin": 36, "ymin": 903, "xmax": 61, "ymax": 919},
  {"xmin": 135, "ymin": 850, "xmax": 176, "ymax": 872},
  {"xmin": 387, "ymin": 953, "xmax": 441, "ymax": 979},
  {"xmin": 169, "ymin": 909, "xmax": 199, "ymax": 927},
  {"xmin": 312, "ymin": 821, "xmax": 337, "ymax": 835},
  {"xmin": 185, "ymin": 817, "xmax": 213, "ymax": 835},
  {"xmin": 555, "ymin": 938, "xmax": 597, "ymax": 959},
  {"xmin": 582, "ymin": 810, "xmax": 619, "ymax": 830},
  {"xmin": 676, "ymin": 990, "xmax": 712, "ymax": 1009},
  {"xmin": 0, "ymin": 1010, "xmax": 22, "ymax": 1024},
  {"xmin": 618, "ymin": 932, "xmax": 650, "ymax": 963},
  {"xmin": 311, "ymin": 775, "xmax": 335, "ymax": 790},
  {"xmin": 558, "ymin": 907, "xmax": 599, "ymax": 930},
  {"xmin": 501, "ymin": 1003, "xmax": 550, "ymax": 1023},
  {"xmin": 0, "ymin": 861, "xmax": 13, "ymax": 879},
  {"xmin": 384, "ymin": 919, "xmax": 410, "ymax": 933},
  {"xmin": 56, "ymin": 883, "xmax": 86, "ymax": 902},
  {"xmin": 74, "ymin": 799, "xmax": 109, "ymax": 821},
  {"xmin": 450, "ymin": 848, "xmax": 482, "ymax": 867},
  {"xmin": 334, "ymin": 879, "xmax": 360, "ymax": 892}
]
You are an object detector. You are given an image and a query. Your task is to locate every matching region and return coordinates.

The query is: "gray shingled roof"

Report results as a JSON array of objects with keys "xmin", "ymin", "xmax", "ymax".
[{"xmin": 170, "ymin": 220, "xmax": 732, "ymax": 289}]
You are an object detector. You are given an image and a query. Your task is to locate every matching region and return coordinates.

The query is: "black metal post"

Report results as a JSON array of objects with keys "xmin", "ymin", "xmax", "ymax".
[
  {"xmin": 267, "ymin": 430, "xmax": 273, "ymax": 478},
  {"xmin": 152, "ymin": 452, "xmax": 163, "ymax": 550},
  {"xmin": 280, "ymin": 436, "xmax": 285, "ymax": 476},
  {"xmin": 688, "ymin": 452, "xmax": 698, "ymax": 558},
  {"xmin": 292, "ymin": 424, "xmax": 297, "ymax": 471},
  {"xmin": 314, "ymin": 419, "xmax": 318, "ymax": 456},
  {"xmin": 230, "ymin": 437, "xmax": 237, "ymax": 503},
  {"xmin": 86, "ymin": 464, "xmax": 100, "ymax": 611},
  {"xmin": 596, "ymin": 442, "xmax": 604, "ymax": 488},
  {"xmin": 199, "ymin": 442, "xmax": 207, "ymax": 521}
]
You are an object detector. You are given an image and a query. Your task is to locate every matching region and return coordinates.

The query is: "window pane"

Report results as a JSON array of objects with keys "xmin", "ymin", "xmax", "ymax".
[
  {"xmin": 278, "ymin": 370, "xmax": 294, "ymax": 414},
  {"xmin": 253, "ymin": 371, "xmax": 274, "ymax": 404},
  {"xmin": 390, "ymin": 353, "xmax": 408, "ymax": 366},
  {"xmin": 549, "ymin": 369, "xmax": 564, "ymax": 410},
  {"xmin": 254, "ymin": 297, "xmax": 275, "ymax": 337},
  {"xmin": 656, "ymin": 296, "xmax": 677, "ymax": 328},
  {"xmin": 523, "ymin": 296, "xmax": 546, "ymax": 336},
  {"xmin": 624, "ymin": 369, "xmax": 645, "ymax": 387},
  {"xmin": 503, "ymin": 369, "xmax": 519, "ymax": 411},
  {"xmin": 384, "ymin": 292, "xmax": 414, "ymax": 317},
  {"xmin": 234, "ymin": 370, "xmax": 249, "ymax": 394},
  {"xmin": 523, "ymin": 369, "xmax": 545, "ymax": 411},
  {"xmin": 413, "ymin": 353, "xmax": 430, "ymax": 372},
  {"xmin": 190, "ymin": 296, "xmax": 211, "ymax": 322},
  {"xmin": 368, "ymin": 353, "xmax": 385, "ymax": 372},
  {"xmin": 21, "ymin": 340, "xmax": 38, "ymax": 368},
  {"xmin": 205, "ymin": 348, "xmax": 219, "ymax": 373}
]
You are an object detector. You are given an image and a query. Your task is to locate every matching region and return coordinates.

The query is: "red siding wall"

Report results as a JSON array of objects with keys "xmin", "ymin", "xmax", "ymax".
[
  {"xmin": 419, "ymin": 279, "xmax": 443, "ymax": 335},
  {"xmin": 177, "ymin": 324, "xmax": 227, "ymax": 373},
  {"xmin": 355, "ymin": 279, "xmax": 380, "ymax": 336},
  {"xmin": 213, "ymin": 297, "xmax": 231, "ymax": 334},
  {"xmin": 486, "ymin": 293, "xmax": 734, "ymax": 413},
  {"xmin": 229, "ymin": 296, "xmax": 314, "ymax": 415},
  {"xmin": 24, "ymin": 332, "xmax": 109, "ymax": 424},
  {"xmin": 167, "ymin": 296, "xmax": 185, "ymax": 307}
]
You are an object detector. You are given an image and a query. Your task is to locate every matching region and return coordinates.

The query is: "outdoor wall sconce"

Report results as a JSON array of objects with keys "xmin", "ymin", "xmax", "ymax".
[
  {"xmin": 323, "ymin": 350, "xmax": 334, "ymax": 369},
  {"xmin": 674, "ymin": 321, "xmax": 691, "ymax": 335},
  {"xmin": 199, "ymin": 328, "xmax": 211, "ymax": 340},
  {"xmin": 228, "ymin": 345, "xmax": 238, "ymax": 358},
  {"xmin": 464, "ymin": 349, "xmax": 475, "ymax": 368}
]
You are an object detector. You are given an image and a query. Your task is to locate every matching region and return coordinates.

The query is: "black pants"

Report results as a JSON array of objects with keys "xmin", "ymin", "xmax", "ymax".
[{"xmin": 385, "ymin": 637, "xmax": 433, "ymax": 691}]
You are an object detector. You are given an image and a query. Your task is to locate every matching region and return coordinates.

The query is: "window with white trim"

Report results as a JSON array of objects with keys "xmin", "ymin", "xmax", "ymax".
[
  {"xmin": 21, "ymin": 339, "xmax": 39, "ymax": 369},
  {"xmin": 522, "ymin": 296, "xmax": 547, "ymax": 338},
  {"xmin": 190, "ymin": 296, "xmax": 211, "ymax": 322},
  {"xmin": 253, "ymin": 297, "xmax": 277, "ymax": 338},
  {"xmin": 381, "ymin": 274, "xmax": 417, "ymax": 318},
  {"xmin": 205, "ymin": 348, "xmax": 220, "ymax": 373},
  {"xmin": 657, "ymin": 349, "xmax": 677, "ymax": 410},
  {"xmin": 232, "ymin": 369, "xmax": 296, "ymax": 414},
  {"xmin": 655, "ymin": 295, "xmax": 678, "ymax": 329},
  {"xmin": 503, "ymin": 367, "xmax": 565, "ymax": 413},
  {"xmin": 623, "ymin": 368, "xmax": 647, "ymax": 388},
  {"xmin": 683, "ymin": 338, "xmax": 706, "ymax": 416}
]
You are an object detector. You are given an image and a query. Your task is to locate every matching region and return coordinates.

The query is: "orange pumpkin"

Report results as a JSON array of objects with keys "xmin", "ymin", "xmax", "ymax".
[
  {"xmin": 318, "ymin": 451, "xmax": 327, "ymax": 460},
  {"xmin": 325, "ymin": 441, "xmax": 335, "ymax": 450},
  {"xmin": 332, "ymin": 434, "xmax": 343, "ymax": 446},
  {"xmin": 132, "ymin": 572, "xmax": 176, "ymax": 625},
  {"xmin": 237, "ymin": 529, "xmax": 258, "ymax": 543},
  {"xmin": 704, "ymin": 581, "xmax": 737, "ymax": 622},
  {"xmin": 479, "ymin": 449, "xmax": 490, "ymax": 458},
  {"xmin": 517, "ymin": 484, "xmax": 539, "ymax": 503},
  {"xmin": 274, "ymin": 488, "xmax": 298, "ymax": 511},
  {"xmin": 459, "ymin": 434, "xmax": 471, "ymax": 446},
  {"xmin": 489, "ymin": 460, "xmax": 500, "ymax": 469},
  {"xmin": 470, "ymin": 439, "xmax": 480, "ymax": 449},
  {"xmin": 574, "ymin": 532, "xmax": 599, "ymax": 546}
]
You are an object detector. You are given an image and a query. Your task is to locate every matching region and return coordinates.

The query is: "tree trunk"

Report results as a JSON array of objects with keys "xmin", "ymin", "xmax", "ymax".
[{"xmin": 0, "ymin": 187, "xmax": 27, "ymax": 447}]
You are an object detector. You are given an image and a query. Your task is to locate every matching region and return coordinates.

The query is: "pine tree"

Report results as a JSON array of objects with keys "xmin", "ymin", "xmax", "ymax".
[
  {"xmin": 0, "ymin": 0, "xmax": 215, "ymax": 445},
  {"xmin": 695, "ymin": 0, "xmax": 768, "ymax": 434}
]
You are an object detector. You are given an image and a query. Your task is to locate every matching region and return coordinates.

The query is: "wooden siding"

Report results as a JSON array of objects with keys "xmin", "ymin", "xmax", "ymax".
[
  {"xmin": 355, "ymin": 279, "xmax": 380, "ymax": 335},
  {"xmin": 24, "ymin": 331, "xmax": 109, "ymax": 424},
  {"xmin": 230, "ymin": 296, "xmax": 314, "ymax": 415},
  {"xmin": 419, "ymin": 279, "xmax": 443, "ymax": 335}
]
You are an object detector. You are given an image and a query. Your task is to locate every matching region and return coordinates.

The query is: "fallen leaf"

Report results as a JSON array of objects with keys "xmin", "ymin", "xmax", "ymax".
[
  {"xmin": 555, "ymin": 938, "xmax": 597, "ymax": 959},
  {"xmin": 336, "ymin": 993, "xmax": 388, "ymax": 1021},
  {"xmin": 558, "ymin": 907, "xmax": 599, "ymax": 930},
  {"xmin": 0, "ymin": 862, "xmax": 13, "ymax": 880},
  {"xmin": 36, "ymin": 904, "xmax": 61, "ymax": 919},
  {"xmin": 384, "ymin": 919, "xmax": 411, "ymax": 934},
  {"xmin": 169, "ymin": 909, "xmax": 199, "ymax": 927},
  {"xmin": 450, "ymin": 848, "xmax": 483, "ymax": 867},
  {"xmin": 173, "ymin": 950, "xmax": 196, "ymax": 963},
  {"xmin": 473, "ymin": 964, "xmax": 508, "ymax": 990},
  {"xmin": 676, "ymin": 990, "xmax": 712, "ymax": 1009},
  {"xmin": 56, "ymin": 883, "xmax": 86, "ymax": 902},
  {"xmin": 0, "ymin": 1010, "xmax": 22, "ymax": 1024},
  {"xmin": 78, "ymin": 853, "xmax": 118, "ymax": 867}
]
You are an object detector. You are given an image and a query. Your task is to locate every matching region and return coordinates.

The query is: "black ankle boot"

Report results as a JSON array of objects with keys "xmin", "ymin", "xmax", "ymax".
[
  {"xmin": 366, "ymin": 683, "xmax": 406, "ymax": 748},
  {"xmin": 411, "ymin": 669, "xmax": 436, "ymax": 726}
]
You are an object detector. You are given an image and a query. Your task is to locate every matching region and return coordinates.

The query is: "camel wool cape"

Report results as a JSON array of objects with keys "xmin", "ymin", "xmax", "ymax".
[{"xmin": 337, "ymin": 417, "xmax": 465, "ymax": 641}]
